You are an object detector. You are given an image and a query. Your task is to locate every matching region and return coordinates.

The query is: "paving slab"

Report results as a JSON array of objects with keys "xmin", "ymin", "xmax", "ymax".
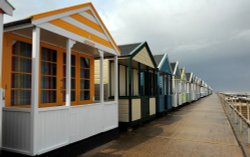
[{"xmin": 81, "ymin": 94, "xmax": 244, "ymax": 157}]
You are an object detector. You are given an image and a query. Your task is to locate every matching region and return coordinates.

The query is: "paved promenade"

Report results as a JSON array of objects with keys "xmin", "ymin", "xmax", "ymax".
[{"xmin": 82, "ymin": 94, "xmax": 244, "ymax": 157}]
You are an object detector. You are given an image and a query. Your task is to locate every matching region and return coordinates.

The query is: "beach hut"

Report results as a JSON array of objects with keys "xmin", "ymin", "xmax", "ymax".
[
  {"xmin": 179, "ymin": 68, "xmax": 187, "ymax": 105},
  {"xmin": 0, "ymin": 0, "xmax": 14, "ymax": 149},
  {"xmin": 193, "ymin": 76, "xmax": 199, "ymax": 100},
  {"xmin": 153, "ymin": 54, "xmax": 172, "ymax": 115},
  {"xmin": 186, "ymin": 72, "xmax": 193, "ymax": 103},
  {"xmin": 171, "ymin": 62, "xmax": 181, "ymax": 108},
  {"xmin": 197, "ymin": 78, "xmax": 202, "ymax": 99},
  {"xmin": 1, "ymin": 3, "xmax": 120, "ymax": 155},
  {"xmin": 95, "ymin": 42, "xmax": 157, "ymax": 128},
  {"xmin": 190, "ymin": 73, "xmax": 196, "ymax": 102}
]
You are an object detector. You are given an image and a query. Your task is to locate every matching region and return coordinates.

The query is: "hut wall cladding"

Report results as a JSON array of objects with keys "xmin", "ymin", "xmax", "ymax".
[
  {"xmin": 94, "ymin": 60, "xmax": 109, "ymax": 84},
  {"xmin": 133, "ymin": 47, "xmax": 154, "ymax": 68},
  {"xmin": 119, "ymin": 65, "xmax": 126, "ymax": 96},
  {"xmin": 41, "ymin": 102, "xmax": 117, "ymax": 154},
  {"xmin": 2, "ymin": 108, "xmax": 31, "ymax": 153},
  {"xmin": 118, "ymin": 99, "xmax": 129, "ymax": 122},
  {"xmin": 133, "ymin": 69, "xmax": 139, "ymax": 96},
  {"xmin": 132, "ymin": 99, "xmax": 141, "ymax": 121},
  {"xmin": 94, "ymin": 59, "xmax": 110, "ymax": 100},
  {"xmin": 149, "ymin": 98, "xmax": 156, "ymax": 115}
]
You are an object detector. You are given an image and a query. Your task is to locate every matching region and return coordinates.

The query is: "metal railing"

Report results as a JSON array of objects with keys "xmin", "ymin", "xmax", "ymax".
[{"xmin": 219, "ymin": 94, "xmax": 250, "ymax": 156}]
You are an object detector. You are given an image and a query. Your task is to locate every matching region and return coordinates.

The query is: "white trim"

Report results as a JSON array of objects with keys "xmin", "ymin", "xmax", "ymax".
[
  {"xmin": 32, "ymin": 7, "xmax": 91, "ymax": 25},
  {"xmin": 37, "ymin": 141, "xmax": 69, "ymax": 155},
  {"xmin": 31, "ymin": 27, "xmax": 40, "ymax": 155},
  {"xmin": 1, "ymin": 147, "xmax": 32, "ymax": 156},
  {"xmin": 99, "ymin": 50, "xmax": 104, "ymax": 103},
  {"xmin": 62, "ymin": 16, "xmax": 108, "ymax": 40},
  {"xmin": 158, "ymin": 53, "xmax": 168, "ymax": 69},
  {"xmin": 38, "ymin": 23, "xmax": 116, "ymax": 55},
  {"xmin": 4, "ymin": 23, "xmax": 33, "ymax": 32},
  {"xmin": 129, "ymin": 42, "xmax": 144, "ymax": 55},
  {"xmin": 0, "ymin": 0, "xmax": 14, "ymax": 16},
  {"xmin": 79, "ymin": 12, "xmax": 98, "ymax": 24},
  {"xmin": 88, "ymin": 8, "xmax": 120, "ymax": 55},
  {"xmin": 173, "ymin": 61, "xmax": 179, "ymax": 76},
  {"xmin": 66, "ymin": 39, "xmax": 75, "ymax": 107},
  {"xmin": 38, "ymin": 106, "xmax": 69, "ymax": 112},
  {"xmin": 3, "ymin": 107, "xmax": 31, "ymax": 112},
  {"xmin": 114, "ymin": 55, "xmax": 118, "ymax": 102}
]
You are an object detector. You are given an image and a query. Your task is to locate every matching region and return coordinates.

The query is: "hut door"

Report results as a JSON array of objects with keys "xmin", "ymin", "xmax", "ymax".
[{"xmin": 140, "ymin": 71, "xmax": 150, "ymax": 118}]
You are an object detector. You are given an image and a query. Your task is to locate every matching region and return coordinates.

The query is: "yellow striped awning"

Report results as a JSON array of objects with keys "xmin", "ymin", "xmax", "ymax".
[{"xmin": 31, "ymin": 3, "xmax": 120, "ymax": 55}]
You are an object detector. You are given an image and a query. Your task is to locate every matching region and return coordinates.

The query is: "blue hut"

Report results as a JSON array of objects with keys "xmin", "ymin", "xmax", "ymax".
[{"xmin": 154, "ymin": 54, "xmax": 172, "ymax": 115}]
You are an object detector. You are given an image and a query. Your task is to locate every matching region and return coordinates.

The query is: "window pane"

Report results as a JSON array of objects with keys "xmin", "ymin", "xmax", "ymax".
[
  {"xmin": 11, "ymin": 56, "xmax": 19, "ymax": 71},
  {"xmin": 41, "ymin": 47, "xmax": 57, "ymax": 104},
  {"xmin": 20, "ymin": 58, "xmax": 32, "ymax": 73},
  {"xmin": 41, "ymin": 90, "xmax": 56, "ymax": 103},
  {"xmin": 80, "ymin": 91, "xmax": 90, "ymax": 100},
  {"xmin": 41, "ymin": 76, "xmax": 56, "ymax": 89},
  {"xmin": 11, "ymin": 90, "xmax": 31, "ymax": 105},
  {"xmin": 80, "ymin": 57, "xmax": 90, "ymax": 68},
  {"xmin": 11, "ymin": 41, "xmax": 32, "ymax": 106},
  {"xmin": 42, "ymin": 62, "xmax": 56, "ymax": 75},
  {"xmin": 80, "ymin": 69, "xmax": 90, "ymax": 78},
  {"xmin": 20, "ymin": 42, "xmax": 32, "ymax": 57},
  {"xmin": 12, "ymin": 74, "xmax": 31, "ymax": 88},
  {"xmin": 80, "ymin": 80, "xmax": 89, "ymax": 90}
]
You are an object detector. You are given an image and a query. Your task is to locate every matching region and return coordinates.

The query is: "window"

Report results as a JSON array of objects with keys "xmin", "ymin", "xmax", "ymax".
[
  {"xmin": 7, "ymin": 38, "xmax": 94, "ymax": 107},
  {"xmin": 40, "ymin": 47, "xmax": 57, "ymax": 104},
  {"xmin": 80, "ymin": 57, "xmax": 90, "ymax": 101},
  {"xmin": 11, "ymin": 41, "xmax": 32, "ymax": 106},
  {"xmin": 63, "ymin": 53, "xmax": 76, "ymax": 102}
]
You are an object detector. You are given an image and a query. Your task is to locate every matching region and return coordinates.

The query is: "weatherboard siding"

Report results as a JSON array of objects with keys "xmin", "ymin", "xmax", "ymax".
[
  {"xmin": 149, "ymin": 98, "xmax": 156, "ymax": 115},
  {"xmin": 133, "ymin": 69, "xmax": 139, "ymax": 96},
  {"xmin": 132, "ymin": 99, "xmax": 141, "ymax": 121},
  {"xmin": 133, "ymin": 47, "xmax": 154, "ymax": 68},
  {"xmin": 118, "ymin": 99, "xmax": 129, "ymax": 122}
]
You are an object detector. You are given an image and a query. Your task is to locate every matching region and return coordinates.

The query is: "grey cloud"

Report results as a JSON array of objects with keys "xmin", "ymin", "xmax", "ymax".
[{"xmin": 4, "ymin": 0, "xmax": 250, "ymax": 92}]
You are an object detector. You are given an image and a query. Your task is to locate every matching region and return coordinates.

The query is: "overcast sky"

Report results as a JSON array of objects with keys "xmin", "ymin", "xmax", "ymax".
[{"xmin": 4, "ymin": 0, "xmax": 250, "ymax": 92}]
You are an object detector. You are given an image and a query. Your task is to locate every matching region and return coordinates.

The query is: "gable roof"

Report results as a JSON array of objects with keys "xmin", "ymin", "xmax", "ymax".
[
  {"xmin": 118, "ymin": 42, "xmax": 157, "ymax": 68},
  {"xmin": 186, "ymin": 72, "xmax": 193, "ymax": 82},
  {"xmin": 119, "ymin": 43, "xmax": 142, "ymax": 56},
  {"xmin": 171, "ymin": 62, "xmax": 180, "ymax": 77},
  {"xmin": 180, "ymin": 68, "xmax": 187, "ymax": 80},
  {"xmin": 153, "ymin": 54, "xmax": 164, "ymax": 65},
  {"xmin": 154, "ymin": 54, "xmax": 172, "ymax": 75},
  {"xmin": 4, "ymin": 3, "xmax": 120, "ymax": 55},
  {"xmin": 0, "ymin": 0, "xmax": 14, "ymax": 15}
]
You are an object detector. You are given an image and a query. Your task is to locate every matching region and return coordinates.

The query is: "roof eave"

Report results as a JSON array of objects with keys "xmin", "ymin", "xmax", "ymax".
[{"xmin": 0, "ymin": 0, "xmax": 14, "ymax": 16}]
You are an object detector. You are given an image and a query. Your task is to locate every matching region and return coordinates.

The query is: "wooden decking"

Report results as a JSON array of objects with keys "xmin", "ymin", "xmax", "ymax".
[{"xmin": 82, "ymin": 94, "xmax": 244, "ymax": 157}]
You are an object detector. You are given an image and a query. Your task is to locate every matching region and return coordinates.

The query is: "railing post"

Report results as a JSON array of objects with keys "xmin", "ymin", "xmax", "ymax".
[
  {"xmin": 234, "ymin": 111, "xmax": 237, "ymax": 124},
  {"xmin": 247, "ymin": 100, "xmax": 250, "ymax": 121},
  {"xmin": 248, "ymin": 125, "xmax": 250, "ymax": 144},
  {"xmin": 240, "ymin": 118, "xmax": 242, "ymax": 133}
]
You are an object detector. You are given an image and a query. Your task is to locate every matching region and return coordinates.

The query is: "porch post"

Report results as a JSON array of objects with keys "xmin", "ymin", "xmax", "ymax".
[
  {"xmin": 31, "ymin": 26, "xmax": 40, "ymax": 155},
  {"xmin": 66, "ymin": 39, "xmax": 75, "ymax": 106},
  {"xmin": 114, "ymin": 55, "xmax": 118, "ymax": 102},
  {"xmin": 99, "ymin": 50, "xmax": 104, "ymax": 103}
]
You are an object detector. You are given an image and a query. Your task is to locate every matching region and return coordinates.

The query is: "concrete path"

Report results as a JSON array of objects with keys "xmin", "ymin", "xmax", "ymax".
[{"xmin": 82, "ymin": 94, "xmax": 244, "ymax": 157}]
